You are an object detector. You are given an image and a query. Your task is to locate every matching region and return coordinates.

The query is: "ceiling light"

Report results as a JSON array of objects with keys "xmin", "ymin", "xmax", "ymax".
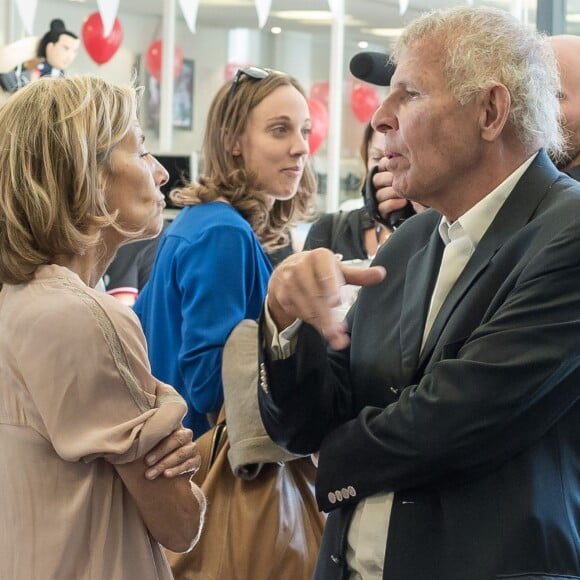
[
  {"xmin": 272, "ymin": 10, "xmax": 333, "ymax": 22},
  {"xmin": 271, "ymin": 26, "xmax": 282, "ymax": 34},
  {"xmin": 271, "ymin": 10, "xmax": 362, "ymax": 26},
  {"xmin": 363, "ymin": 28, "xmax": 405, "ymax": 38}
]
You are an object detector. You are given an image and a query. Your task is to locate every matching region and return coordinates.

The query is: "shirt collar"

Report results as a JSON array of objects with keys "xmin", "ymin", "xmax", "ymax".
[{"xmin": 438, "ymin": 152, "xmax": 537, "ymax": 248}]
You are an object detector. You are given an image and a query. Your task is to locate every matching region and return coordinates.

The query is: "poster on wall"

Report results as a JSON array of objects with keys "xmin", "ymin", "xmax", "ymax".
[{"xmin": 136, "ymin": 55, "xmax": 194, "ymax": 131}]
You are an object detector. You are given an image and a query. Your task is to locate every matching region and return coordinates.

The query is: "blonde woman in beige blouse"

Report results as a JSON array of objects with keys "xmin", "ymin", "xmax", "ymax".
[{"xmin": 0, "ymin": 75, "xmax": 206, "ymax": 579}]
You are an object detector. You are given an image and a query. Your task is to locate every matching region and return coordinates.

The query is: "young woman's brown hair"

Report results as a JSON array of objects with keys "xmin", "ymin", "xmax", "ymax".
[{"xmin": 170, "ymin": 69, "xmax": 317, "ymax": 251}]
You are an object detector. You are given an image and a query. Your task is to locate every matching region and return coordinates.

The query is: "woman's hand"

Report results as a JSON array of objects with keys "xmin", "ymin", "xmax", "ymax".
[
  {"xmin": 373, "ymin": 163, "xmax": 409, "ymax": 222},
  {"xmin": 373, "ymin": 158, "xmax": 427, "ymax": 219},
  {"xmin": 143, "ymin": 426, "xmax": 202, "ymax": 480}
]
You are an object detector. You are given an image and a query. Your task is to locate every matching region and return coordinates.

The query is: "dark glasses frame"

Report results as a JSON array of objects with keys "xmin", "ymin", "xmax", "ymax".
[{"xmin": 226, "ymin": 66, "xmax": 271, "ymax": 107}]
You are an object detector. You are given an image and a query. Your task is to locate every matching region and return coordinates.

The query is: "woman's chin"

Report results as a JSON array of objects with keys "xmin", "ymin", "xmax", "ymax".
[{"xmin": 143, "ymin": 215, "xmax": 165, "ymax": 239}]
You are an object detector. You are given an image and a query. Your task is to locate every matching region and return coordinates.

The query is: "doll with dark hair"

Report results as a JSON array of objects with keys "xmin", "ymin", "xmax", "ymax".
[
  {"xmin": 31, "ymin": 19, "xmax": 79, "ymax": 79},
  {"xmin": 0, "ymin": 19, "xmax": 79, "ymax": 93}
]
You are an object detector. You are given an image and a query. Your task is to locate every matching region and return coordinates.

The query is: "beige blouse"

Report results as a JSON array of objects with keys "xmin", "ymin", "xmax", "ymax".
[{"xmin": 0, "ymin": 264, "xmax": 187, "ymax": 579}]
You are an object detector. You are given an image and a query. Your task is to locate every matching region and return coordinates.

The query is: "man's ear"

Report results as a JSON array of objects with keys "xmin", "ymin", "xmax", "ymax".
[{"xmin": 479, "ymin": 82, "xmax": 511, "ymax": 142}]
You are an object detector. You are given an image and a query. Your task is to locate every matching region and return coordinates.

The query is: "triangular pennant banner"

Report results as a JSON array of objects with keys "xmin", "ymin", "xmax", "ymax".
[
  {"xmin": 399, "ymin": 0, "xmax": 409, "ymax": 16},
  {"xmin": 327, "ymin": 0, "xmax": 339, "ymax": 17},
  {"xmin": 15, "ymin": 0, "xmax": 38, "ymax": 36},
  {"xmin": 178, "ymin": 0, "xmax": 200, "ymax": 34},
  {"xmin": 97, "ymin": 0, "xmax": 120, "ymax": 38},
  {"xmin": 254, "ymin": 0, "xmax": 272, "ymax": 29}
]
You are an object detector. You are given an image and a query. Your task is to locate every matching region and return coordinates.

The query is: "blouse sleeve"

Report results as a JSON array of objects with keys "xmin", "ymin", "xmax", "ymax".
[{"xmin": 17, "ymin": 290, "xmax": 187, "ymax": 465}]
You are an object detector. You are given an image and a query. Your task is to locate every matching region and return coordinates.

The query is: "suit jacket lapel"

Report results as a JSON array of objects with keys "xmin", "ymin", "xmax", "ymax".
[
  {"xmin": 419, "ymin": 150, "xmax": 562, "ymax": 364},
  {"xmin": 400, "ymin": 228, "xmax": 444, "ymax": 373}
]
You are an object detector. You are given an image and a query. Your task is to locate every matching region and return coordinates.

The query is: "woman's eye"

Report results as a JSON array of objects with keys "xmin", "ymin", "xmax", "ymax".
[
  {"xmin": 140, "ymin": 151, "xmax": 151, "ymax": 158},
  {"xmin": 302, "ymin": 127, "xmax": 312, "ymax": 138}
]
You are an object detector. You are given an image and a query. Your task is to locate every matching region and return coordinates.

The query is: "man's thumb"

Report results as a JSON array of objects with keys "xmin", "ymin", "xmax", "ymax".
[{"xmin": 342, "ymin": 265, "xmax": 386, "ymax": 287}]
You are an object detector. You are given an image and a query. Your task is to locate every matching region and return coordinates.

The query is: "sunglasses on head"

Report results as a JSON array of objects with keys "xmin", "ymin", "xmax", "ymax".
[{"xmin": 226, "ymin": 66, "xmax": 271, "ymax": 106}]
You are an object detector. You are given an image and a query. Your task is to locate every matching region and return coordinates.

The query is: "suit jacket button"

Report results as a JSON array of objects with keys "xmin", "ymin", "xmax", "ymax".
[
  {"xmin": 335, "ymin": 489, "xmax": 343, "ymax": 501},
  {"xmin": 328, "ymin": 491, "xmax": 337, "ymax": 504},
  {"xmin": 347, "ymin": 485, "xmax": 356, "ymax": 497},
  {"xmin": 330, "ymin": 554, "xmax": 343, "ymax": 565},
  {"xmin": 259, "ymin": 365, "xmax": 269, "ymax": 394},
  {"xmin": 341, "ymin": 487, "xmax": 350, "ymax": 499}
]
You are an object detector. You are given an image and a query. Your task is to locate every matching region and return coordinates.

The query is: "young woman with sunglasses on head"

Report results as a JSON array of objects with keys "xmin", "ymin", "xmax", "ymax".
[
  {"xmin": 134, "ymin": 67, "xmax": 322, "ymax": 579},
  {"xmin": 134, "ymin": 67, "xmax": 317, "ymax": 437}
]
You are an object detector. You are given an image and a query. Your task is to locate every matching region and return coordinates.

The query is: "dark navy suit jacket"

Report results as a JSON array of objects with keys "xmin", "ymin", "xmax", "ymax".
[{"xmin": 259, "ymin": 150, "xmax": 580, "ymax": 580}]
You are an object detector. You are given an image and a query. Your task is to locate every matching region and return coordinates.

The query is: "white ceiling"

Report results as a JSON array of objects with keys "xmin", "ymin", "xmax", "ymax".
[{"xmin": 58, "ymin": 0, "xmax": 520, "ymax": 45}]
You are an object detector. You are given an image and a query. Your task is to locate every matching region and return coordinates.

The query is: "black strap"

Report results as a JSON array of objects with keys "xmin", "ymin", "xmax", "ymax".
[{"xmin": 330, "ymin": 210, "xmax": 349, "ymax": 251}]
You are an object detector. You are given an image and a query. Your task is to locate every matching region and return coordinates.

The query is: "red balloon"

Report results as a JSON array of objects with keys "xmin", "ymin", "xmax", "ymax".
[
  {"xmin": 145, "ymin": 40, "xmax": 183, "ymax": 82},
  {"xmin": 310, "ymin": 81, "xmax": 329, "ymax": 108},
  {"xmin": 81, "ymin": 12, "xmax": 123, "ymax": 65},
  {"xmin": 307, "ymin": 98, "xmax": 328, "ymax": 155},
  {"xmin": 224, "ymin": 62, "xmax": 252, "ymax": 82},
  {"xmin": 351, "ymin": 83, "xmax": 380, "ymax": 123}
]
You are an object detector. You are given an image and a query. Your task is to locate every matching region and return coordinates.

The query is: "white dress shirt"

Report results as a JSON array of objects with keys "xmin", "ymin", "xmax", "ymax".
[{"xmin": 265, "ymin": 154, "xmax": 536, "ymax": 579}]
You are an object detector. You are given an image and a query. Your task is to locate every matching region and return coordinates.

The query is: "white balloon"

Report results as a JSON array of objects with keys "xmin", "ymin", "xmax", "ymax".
[{"xmin": 0, "ymin": 36, "xmax": 39, "ymax": 73}]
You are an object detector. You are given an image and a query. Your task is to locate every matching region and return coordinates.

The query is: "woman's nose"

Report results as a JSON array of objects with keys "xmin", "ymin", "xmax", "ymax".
[
  {"xmin": 154, "ymin": 157, "xmax": 170, "ymax": 187},
  {"xmin": 293, "ymin": 131, "xmax": 310, "ymax": 156}
]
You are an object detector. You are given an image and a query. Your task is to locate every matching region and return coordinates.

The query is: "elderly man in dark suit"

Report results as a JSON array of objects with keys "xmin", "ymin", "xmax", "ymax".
[{"xmin": 258, "ymin": 6, "xmax": 580, "ymax": 580}]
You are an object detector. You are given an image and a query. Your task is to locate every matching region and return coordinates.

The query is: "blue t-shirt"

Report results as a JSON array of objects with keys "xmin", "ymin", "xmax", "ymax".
[{"xmin": 134, "ymin": 202, "xmax": 273, "ymax": 435}]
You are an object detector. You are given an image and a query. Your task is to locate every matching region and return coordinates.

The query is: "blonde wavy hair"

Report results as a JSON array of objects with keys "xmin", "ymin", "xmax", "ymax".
[
  {"xmin": 170, "ymin": 70, "xmax": 317, "ymax": 251},
  {"xmin": 392, "ymin": 6, "xmax": 563, "ymax": 160},
  {"xmin": 0, "ymin": 75, "xmax": 138, "ymax": 285}
]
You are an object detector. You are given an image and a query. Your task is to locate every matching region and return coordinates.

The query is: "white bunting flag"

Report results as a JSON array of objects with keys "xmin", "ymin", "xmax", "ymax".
[
  {"xmin": 15, "ymin": 0, "xmax": 38, "ymax": 36},
  {"xmin": 399, "ymin": 0, "xmax": 409, "ymax": 16},
  {"xmin": 179, "ymin": 0, "xmax": 200, "ymax": 34},
  {"xmin": 254, "ymin": 0, "xmax": 272, "ymax": 29},
  {"xmin": 97, "ymin": 0, "xmax": 120, "ymax": 38}
]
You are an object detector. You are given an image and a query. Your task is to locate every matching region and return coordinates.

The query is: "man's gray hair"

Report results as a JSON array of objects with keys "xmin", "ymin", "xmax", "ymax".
[{"xmin": 392, "ymin": 6, "xmax": 563, "ymax": 159}]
